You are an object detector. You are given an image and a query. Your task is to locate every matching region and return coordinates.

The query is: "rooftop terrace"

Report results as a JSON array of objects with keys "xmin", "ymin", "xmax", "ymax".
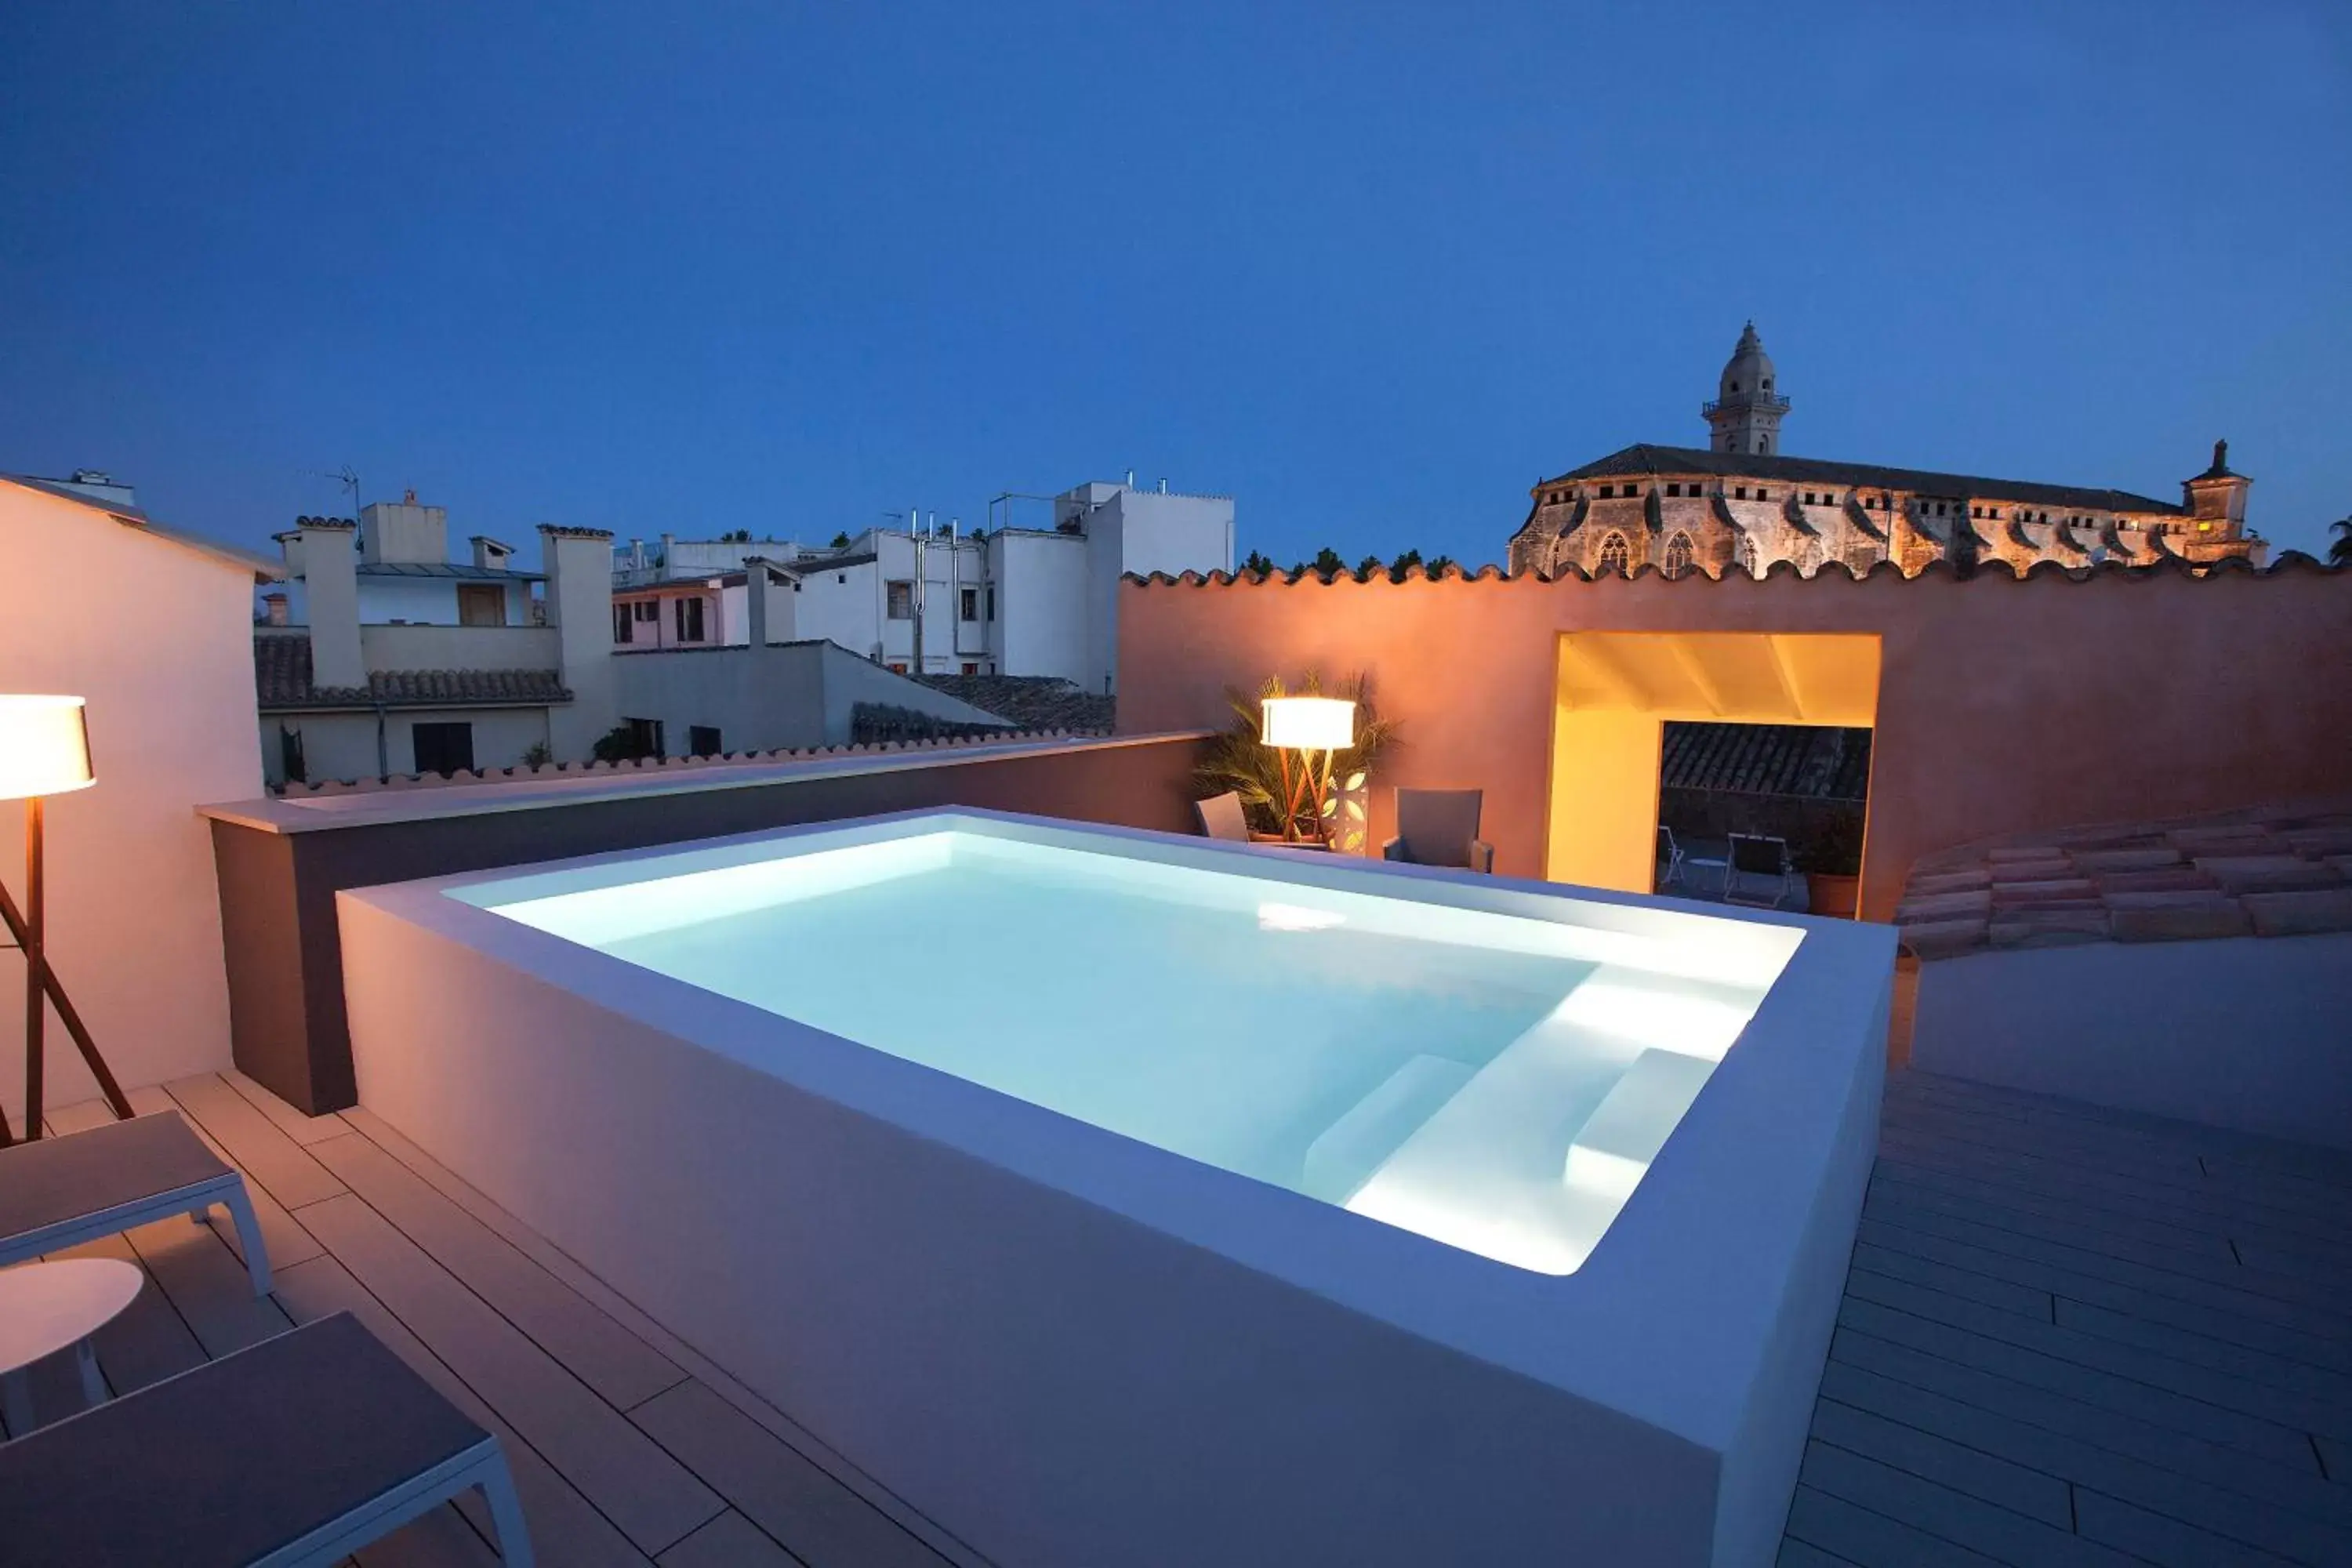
[{"xmin": 16, "ymin": 1065, "xmax": 2345, "ymax": 1567}]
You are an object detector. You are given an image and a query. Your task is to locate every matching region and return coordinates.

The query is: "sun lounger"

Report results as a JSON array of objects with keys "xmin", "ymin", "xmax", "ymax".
[
  {"xmin": 0, "ymin": 1311, "xmax": 534, "ymax": 1566},
  {"xmin": 0, "ymin": 1111, "xmax": 272, "ymax": 1297}
]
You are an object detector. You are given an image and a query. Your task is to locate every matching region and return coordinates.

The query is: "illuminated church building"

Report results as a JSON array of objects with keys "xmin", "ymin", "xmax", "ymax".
[{"xmin": 1505, "ymin": 324, "xmax": 2263, "ymax": 580}]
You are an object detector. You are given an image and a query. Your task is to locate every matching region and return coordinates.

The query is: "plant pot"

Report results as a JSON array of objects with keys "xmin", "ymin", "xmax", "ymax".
[{"xmin": 1805, "ymin": 872, "xmax": 1860, "ymax": 920}]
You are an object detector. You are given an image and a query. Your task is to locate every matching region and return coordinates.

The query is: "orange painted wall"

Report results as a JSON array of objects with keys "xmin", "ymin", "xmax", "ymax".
[{"xmin": 1116, "ymin": 565, "xmax": 2352, "ymax": 920}]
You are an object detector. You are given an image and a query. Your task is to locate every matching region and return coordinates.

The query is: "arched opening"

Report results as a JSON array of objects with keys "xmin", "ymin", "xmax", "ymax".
[
  {"xmin": 1595, "ymin": 532, "xmax": 1633, "ymax": 578},
  {"xmin": 1662, "ymin": 532, "xmax": 1696, "ymax": 581}
]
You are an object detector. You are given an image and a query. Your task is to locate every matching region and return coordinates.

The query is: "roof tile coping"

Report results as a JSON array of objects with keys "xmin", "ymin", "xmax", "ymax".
[
  {"xmin": 1120, "ymin": 549, "xmax": 2342, "ymax": 588},
  {"xmin": 268, "ymin": 723, "xmax": 1125, "ymax": 795}
]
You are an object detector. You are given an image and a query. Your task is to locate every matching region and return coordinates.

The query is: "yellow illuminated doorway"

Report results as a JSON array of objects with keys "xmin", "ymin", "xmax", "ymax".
[{"xmin": 1544, "ymin": 632, "xmax": 1882, "ymax": 895}]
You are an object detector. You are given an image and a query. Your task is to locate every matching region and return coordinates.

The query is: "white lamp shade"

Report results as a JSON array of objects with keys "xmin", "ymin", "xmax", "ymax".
[
  {"xmin": 1261, "ymin": 696, "xmax": 1356, "ymax": 751},
  {"xmin": 0, "ymin": 695, "xmax": 96, "ymax": 800}
]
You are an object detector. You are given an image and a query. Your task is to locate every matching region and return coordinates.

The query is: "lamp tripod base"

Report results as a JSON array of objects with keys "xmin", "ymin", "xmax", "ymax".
[{"xmin": 1, "ymin": 798, "xmax": 130, "ymax": 1145}]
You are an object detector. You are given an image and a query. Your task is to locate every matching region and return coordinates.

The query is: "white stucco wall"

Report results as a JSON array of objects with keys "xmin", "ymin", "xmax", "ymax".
[
  {"xmin": 610, "ymin": 641, "xmax": 1010, "ymax": 756},
  {"xmin": 352, "ymin": 575, "xmax": 531, "ymax": 626},
  {"xmin": 264, "ymin": 707, "xmax": 557, "ymax": 785},
  {"xmin": 788, "ymin": 561, "xmax": 883, "ymax": 662},
  {"xmin": 0, "ymin": 481, "xmax": 264, "ymax": 1113},
  {"xmin": 992, "ymin": 531, "xmax": 1090, "ymax": 685}
]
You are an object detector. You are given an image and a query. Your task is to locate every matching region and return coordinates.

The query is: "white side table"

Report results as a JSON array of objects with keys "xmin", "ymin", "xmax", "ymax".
[{"xmin": 0, "ymin": 1258, "xmax": 143, "ymax": 1433}]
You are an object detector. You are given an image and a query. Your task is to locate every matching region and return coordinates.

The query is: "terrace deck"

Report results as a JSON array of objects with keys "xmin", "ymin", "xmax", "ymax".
[{"xmin": 8, "ymin": 1067, "xmax": 2347, "ymax": 1566}]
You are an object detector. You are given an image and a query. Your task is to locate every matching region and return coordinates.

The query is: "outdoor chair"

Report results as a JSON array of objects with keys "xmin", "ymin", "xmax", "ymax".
[
  {"xmin": 0, "ymin": 1311, "xmax": 534, "ymax": 1567},
  {"xmin": 1194, "ymin": 791, "xmax": 1252, "ymax": 843},
  {"xmin": 1383, "ymin": 789, "xmax": 1494, "ymax": 873},
  {"xmin": 1656, "ymin": 825, "xmax": 1686, "ymax": 890},
  {"xmin": 1723, "ymin": 832, "xmax": 1795, "ymax": 908},
  {"xmin": 0, "ymin": 1110, "xmax": 272, "ymax": 1297}
]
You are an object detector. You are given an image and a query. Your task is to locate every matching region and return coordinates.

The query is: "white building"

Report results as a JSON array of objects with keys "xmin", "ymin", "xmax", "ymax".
[
  {"xmin": 260, "ymin": 495, "xmax": 615, "ymax": 784},
  {"xmin": 609, "ymin": 477, "xmax": 1235, "ymax": 695}
]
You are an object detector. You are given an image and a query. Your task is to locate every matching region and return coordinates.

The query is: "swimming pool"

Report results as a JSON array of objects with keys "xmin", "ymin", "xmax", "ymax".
[
  {"xmin": 476, "ymin": 826, "xmax": 1788, "ymax": 1275},
  {"xmin": 339, "ymin": 809, "xmax": 1893, "ymax": 1567}
]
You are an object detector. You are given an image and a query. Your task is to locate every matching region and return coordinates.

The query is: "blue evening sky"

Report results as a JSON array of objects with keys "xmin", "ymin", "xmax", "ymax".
[{"xmin": 3, "ymin": 2, "xmax": 2347, "ymax": 569}]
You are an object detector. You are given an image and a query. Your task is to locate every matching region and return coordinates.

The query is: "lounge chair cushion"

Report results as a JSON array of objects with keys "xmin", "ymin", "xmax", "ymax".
[
  {"xmin": 0, "ymin": 1312, "xmax": 489, "ymax": 1568},
  {"xmin": 0, "ymin": 1112, "xmax": 233, "ymax": 1245}
]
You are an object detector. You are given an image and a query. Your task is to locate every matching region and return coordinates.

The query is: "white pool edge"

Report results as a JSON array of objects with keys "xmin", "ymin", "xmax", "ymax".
[{"xmin": 339, "ymin": 808, "xmax": 1893, "ymax": 1567}]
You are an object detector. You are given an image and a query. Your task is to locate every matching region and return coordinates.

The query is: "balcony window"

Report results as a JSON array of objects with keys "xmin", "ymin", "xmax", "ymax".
[
  {"xmin": 960, "ymin": 586, "xmax": 979, "ymax": 622},
  {"xmin": 457, "ymin": 584, "xmax": 505, "ymax": 626},
  {"xmin": 886, "ymin": 581, "xmax": 914, "ymax": 620},
  {"xmin": 613, "ymin": 604, "xmax": 633, "ymax": 644},
  {"xmin": 674, "ymin": 596, "xmax": 706, "ymax": 642},
  {"xmin": 411, "ymin": 722, "xmax": 474, "ymax": 778}
]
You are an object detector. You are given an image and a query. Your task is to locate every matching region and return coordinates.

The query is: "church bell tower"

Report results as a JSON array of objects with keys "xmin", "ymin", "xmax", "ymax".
[{"xmin": 1704, "ymin": 321, "xmax": 1791, "ymax": 456}]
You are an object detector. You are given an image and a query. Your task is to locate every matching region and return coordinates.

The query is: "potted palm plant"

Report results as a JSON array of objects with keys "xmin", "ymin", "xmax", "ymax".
[
  {"xmin": 1793, "ymin": 808, "xmax": 1866, "ymax": 919},
  {"xmin": 1192, "ymin": 672, "xmax": 1398, "ymax": 847}
]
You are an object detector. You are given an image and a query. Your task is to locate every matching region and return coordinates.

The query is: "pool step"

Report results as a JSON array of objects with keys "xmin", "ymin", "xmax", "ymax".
[
  {"xmin": 1562, "ymin": 1048, "xmax": 1718, "ymax": 1202},
  {"xmin": 1301, "ymin": 1055, "xmax": 1477, "ymax": 1204}
]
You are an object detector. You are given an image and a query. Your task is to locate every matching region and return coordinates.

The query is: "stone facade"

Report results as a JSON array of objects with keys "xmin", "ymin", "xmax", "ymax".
[{"xmin": 1508, "ymin": 328, "xmax": 2264, "ymax": 580}]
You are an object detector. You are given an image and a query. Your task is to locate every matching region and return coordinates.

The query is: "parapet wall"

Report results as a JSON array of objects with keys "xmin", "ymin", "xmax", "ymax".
[{"xmin": 1115, "ymin": 555, "xmax": 2352, "ymax": 921}]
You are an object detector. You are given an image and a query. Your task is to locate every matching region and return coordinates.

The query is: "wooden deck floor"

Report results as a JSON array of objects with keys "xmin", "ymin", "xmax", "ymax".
[
  {"xmin": 9, "ymin": 1067, "xmax": 2349, "ymax": 1566},
  {"xmin": 10, "ymin": 1073, "xmax": 984, "ymax": 1567},
  {"xmin": 1784, "ymin": 1070, "xmax": 2352, "ymax": 1568}
]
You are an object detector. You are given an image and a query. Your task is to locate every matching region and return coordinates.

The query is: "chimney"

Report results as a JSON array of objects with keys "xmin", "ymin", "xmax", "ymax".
[
  {"xmin": 742, "ymin": 558, "xmax": 773, "ymax": 648},
  {"xmin": 470, "ymin": 535, "xmax": 514, "ymax": 571},
  {"xmin": 262, "ymin": 592, "xmax": 290, "ymax": 627},
  {"xmin": 538, "ymin": 524, "xmax": 618, "ymax": 762},
  {"xmin": 1157, "ymin": 477, "xmax": 1168, "ymax": 493},
  {"xmin": 659, "ymin": 532, "xmax": 675, "ymax": 573},
  {"xmin": 358, "ymin": 495, "xmax": 448, "ymax": 564},
  {"xmin": 296, "ymin": 517, "xmax": 365, "ymax": 690}
]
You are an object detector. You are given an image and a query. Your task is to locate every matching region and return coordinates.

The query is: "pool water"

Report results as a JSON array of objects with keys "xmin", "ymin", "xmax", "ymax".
[{"xmin": 480, "ymin": 830, "xmax": 1790, "ymax": 1273}]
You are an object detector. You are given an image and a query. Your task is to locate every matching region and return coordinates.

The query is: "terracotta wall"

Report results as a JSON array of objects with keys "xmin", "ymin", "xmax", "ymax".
[{"xmin": 1116, "ymin": 562, "xmax": 2352, "ymax": 920}]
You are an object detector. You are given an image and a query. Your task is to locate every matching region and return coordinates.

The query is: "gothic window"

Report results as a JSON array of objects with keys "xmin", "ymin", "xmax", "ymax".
[
  {"xmin": 1733, "ymin": 532, "xmax": 1758, "ymax": 577},
  {"xmin": 1662, "ymin": 532, "xmax": 1695, "ymax": 580},
  {"xmin": 1596, "ymin": 532, "xmax": 1633, "ymax": 578}
]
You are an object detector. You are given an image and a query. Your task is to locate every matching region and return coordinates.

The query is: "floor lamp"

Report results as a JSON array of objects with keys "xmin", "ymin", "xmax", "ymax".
[
  {"xmin": 1260, "ymin": 695, "xmax": 1357, "ymax": 844},
  {"xmin": 0, "ymin": 695, "xmax": 129, "ymax": 1145}
]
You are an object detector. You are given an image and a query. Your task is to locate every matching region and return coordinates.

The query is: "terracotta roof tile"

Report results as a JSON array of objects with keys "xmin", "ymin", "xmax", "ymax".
[
  {"xmin": 2241, "ymin": 888, "xmax": 2352, "ymax": 938},
  {"xmin": 254, "ymin": 633, "xmax": 570, "ymax": 711}
]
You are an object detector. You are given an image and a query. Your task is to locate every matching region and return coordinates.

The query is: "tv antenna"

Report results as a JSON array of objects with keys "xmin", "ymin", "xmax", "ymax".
[{"xmin": 312, "ymin": 466, "xmax": 360, "ymax": 519}]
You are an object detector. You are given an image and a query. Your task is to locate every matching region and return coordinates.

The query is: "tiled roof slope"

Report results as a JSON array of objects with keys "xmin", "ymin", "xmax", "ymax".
[
  {"xmin": 255, "ymin": 633, "xmax": 570, "ymax": 710},
  {"xmin": 1541, "ymin": 443, "xmax": 2187, "ymax": 516},
  {"xmin": 1661, "ymin": 722, "xmax": 1870, "ymax": 800},
  {"xmin": 1897, "ymin": 798, "xmax": 2352, "ymax": 959},
  {"xmin": 912, "ymin": 674, "xmax": 1114, "ymax": 733}
]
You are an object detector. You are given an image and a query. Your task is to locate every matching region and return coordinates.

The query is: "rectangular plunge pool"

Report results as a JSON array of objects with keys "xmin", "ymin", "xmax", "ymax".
[{"xmin": 338, "ymin": 809, "xmax": 1893, "ymax": 1567}]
